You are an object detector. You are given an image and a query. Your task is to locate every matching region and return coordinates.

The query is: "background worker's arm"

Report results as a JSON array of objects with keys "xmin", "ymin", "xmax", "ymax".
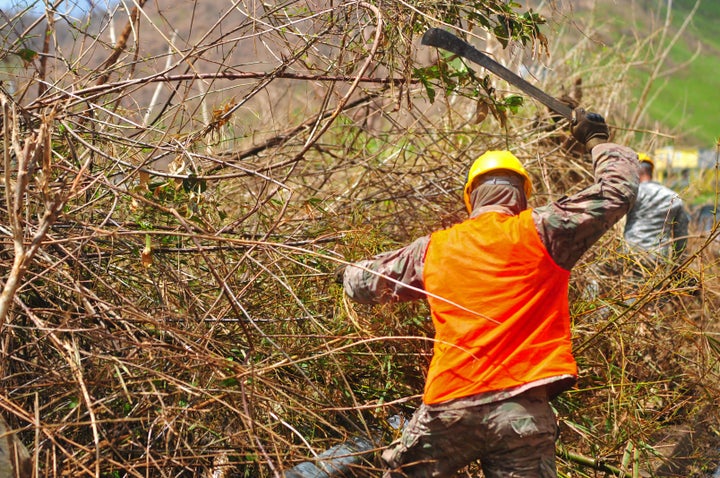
[
  {"xmin": 340, "ymin": 235, "xmax": 429, "ymax": 305},
  {"xmin": 533, "ymin": 143, "xmax": 640, "ymax": 270}
]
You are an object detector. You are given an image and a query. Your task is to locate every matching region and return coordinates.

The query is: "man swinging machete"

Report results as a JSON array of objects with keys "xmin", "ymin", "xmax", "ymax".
[{"xmin": 334, "ymin": 29, "xmax": 641, "ymax": 477}]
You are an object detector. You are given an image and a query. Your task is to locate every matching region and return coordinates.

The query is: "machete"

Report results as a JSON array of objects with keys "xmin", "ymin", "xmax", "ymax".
[{"xmin": 421, "ymin": 28, "xmax": 573, "ymax": 121}]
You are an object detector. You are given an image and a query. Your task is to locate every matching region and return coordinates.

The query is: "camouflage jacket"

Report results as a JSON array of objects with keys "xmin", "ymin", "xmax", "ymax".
[
  {"xmin": 343, "ymin": 143, "xmax": 640, "ymax": 305},
  {"xmin": 623, "ymin": 180, "xmax": 690, "ymax": 261}
]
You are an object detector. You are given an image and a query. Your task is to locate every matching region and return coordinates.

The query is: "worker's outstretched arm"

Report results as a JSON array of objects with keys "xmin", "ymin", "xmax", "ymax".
[
  {"xmin": 340, "ymin": 235, "xmax": 429, "ymax": 305},
  {"xmin": 533, "ymin": 143, "xmax": 640, "ymax": 270}
]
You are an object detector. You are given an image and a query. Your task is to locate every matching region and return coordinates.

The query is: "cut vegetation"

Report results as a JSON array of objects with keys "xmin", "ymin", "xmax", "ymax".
[{"xmin": 0, "ymin": 0, "xmax": 718, "ymax": 476}]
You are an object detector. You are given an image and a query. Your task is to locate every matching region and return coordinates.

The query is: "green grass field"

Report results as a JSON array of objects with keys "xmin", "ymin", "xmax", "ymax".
[
  {"xmin": 641, "ymin": 0, "xmax": 720, "ymax": 147},
  {"xmin": 582, "ymin": 0, "xmax": 718, "ymax": 147}
]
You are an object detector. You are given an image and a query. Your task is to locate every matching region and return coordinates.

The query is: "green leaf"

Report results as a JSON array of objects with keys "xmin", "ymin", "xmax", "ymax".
[
  {"xmin": 503, "ymin": 94, "xmax": 524, "ymax": 113},
  {"xmin": 707, "ymin": 334, "xmax": 720, "ymax": 358},
  {"xmin": 14, "ymin": 48, "xmax": 37, "ymax": 63},
  {"xmin": 419, "ymin": 75, "xmax": 436, "ymax": 103}
]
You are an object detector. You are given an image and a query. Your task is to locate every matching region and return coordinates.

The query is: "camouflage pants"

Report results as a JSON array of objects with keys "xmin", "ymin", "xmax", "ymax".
[{"xmin": 381, "ymin": 390, "xmax": 558, "ymax": 478}]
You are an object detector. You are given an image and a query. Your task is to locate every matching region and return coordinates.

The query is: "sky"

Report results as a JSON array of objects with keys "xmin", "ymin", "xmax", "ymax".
[{"xmin": 0, "ymin": 0, "xmax": 105, "ymax": 17}]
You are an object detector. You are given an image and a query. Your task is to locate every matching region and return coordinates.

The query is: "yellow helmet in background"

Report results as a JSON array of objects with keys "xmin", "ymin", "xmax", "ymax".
[
  {"xmin": 464, "ymin": 150, "xmax": 532, "ymax": 212},
  {"xmin": 638, "ymin": 152, "xmax": 654, "ymax": 167}
]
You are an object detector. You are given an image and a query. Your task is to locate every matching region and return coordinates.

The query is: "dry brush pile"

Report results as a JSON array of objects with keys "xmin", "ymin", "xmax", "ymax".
[{"xmin": 0, "ymin": 0, "xmax": 718, "ymax": 476}]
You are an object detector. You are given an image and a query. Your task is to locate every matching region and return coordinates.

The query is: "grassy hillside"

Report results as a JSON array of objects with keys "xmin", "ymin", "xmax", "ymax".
[
  {"xmin": 605, "ymin": 0, "xmax": 720, "ymax": 147},
  {"xmin": 526, "ymin": 0, "xmax": 718, "ymax": 147},
  {"xmin": 645, "ymin": 0, "xmax": 720, "ymax": 147}
]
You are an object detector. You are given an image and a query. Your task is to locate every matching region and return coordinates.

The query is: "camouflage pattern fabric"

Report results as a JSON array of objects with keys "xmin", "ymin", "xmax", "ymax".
[
  {"xmin": 623, "ymin": 180, "xmax": 690, "ymax": 264},
  {"xmin": 344, "ymin": 142, "xmax": 639, "ymax": 301},
  {"xmin": 381, "ymin": 388, "xmax": 557, "ymax": 478},
  {"xmin": 531, "ymin": 143, "xmax": 640, "ymax": 270}
]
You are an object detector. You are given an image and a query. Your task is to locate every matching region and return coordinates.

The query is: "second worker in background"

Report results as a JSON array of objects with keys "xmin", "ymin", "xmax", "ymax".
[{"xmin": 623, "ymin": 153, "xmax": 690, "ymax": 271}]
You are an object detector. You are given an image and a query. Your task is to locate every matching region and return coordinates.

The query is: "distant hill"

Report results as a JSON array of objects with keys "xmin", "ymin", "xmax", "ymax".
[
  {"xmin": 583, "ymin": 0, "xmax": 719, "ymax": 147},
  {"xmin": 523, "ymin": 0, "xmax": 718, "ymax": 147},
  {"xmin": 653, "ymin": 0, "xmax": 720, "ymax": 147}
]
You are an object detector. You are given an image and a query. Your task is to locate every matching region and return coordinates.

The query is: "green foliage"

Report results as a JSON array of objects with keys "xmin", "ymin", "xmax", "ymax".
[
  {"xmin": 411, "ymin": 1, "xmax": 546, "ymax": 116},
  {"xmin": 14, "ymin": 47, "xmax": 37, "ymax": 63},
  {"xmin": 421, "ymin": 0, "xmax": 547, "ymax": 48}
]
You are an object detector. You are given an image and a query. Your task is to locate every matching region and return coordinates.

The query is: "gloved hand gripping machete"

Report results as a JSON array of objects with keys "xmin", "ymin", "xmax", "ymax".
[{"xmin": 421, "ymin": 28, "xmax": 574, "ymax": 122}]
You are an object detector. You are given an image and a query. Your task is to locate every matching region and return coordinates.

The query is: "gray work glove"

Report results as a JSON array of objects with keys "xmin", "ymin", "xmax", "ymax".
[{"xmin": 571, "ymin": 108, "xmax": 609, "ymax": 150}]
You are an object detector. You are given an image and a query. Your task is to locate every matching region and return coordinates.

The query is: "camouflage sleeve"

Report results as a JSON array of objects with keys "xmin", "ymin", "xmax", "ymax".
[
  {"xmin": 342, "ymin": 235, "xmax": 430, "ymax": 305},
  {"xmin": 533, "ymin": 143, "xmax": 640, "ymax": 270}
]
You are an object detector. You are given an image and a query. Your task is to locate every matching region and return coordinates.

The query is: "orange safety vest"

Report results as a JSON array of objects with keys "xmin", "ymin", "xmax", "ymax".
[{"xmin": 422, "ymin": 209, "xmax": 577, "ymax": 405}]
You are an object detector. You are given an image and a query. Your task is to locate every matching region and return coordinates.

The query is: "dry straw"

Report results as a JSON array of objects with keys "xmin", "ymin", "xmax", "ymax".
[{"xmin": 0, "ymin": 0, "xmax": 718, "ymax": 476}]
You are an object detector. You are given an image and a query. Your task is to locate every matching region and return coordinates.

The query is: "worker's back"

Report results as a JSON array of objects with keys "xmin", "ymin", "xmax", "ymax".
[{"xmin": 624, "ymin": 180, "xmax": 687, "ymax": 259}]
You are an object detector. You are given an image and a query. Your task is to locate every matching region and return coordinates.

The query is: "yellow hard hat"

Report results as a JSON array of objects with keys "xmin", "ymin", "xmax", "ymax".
[
  {"xmin": 464, "ymin": 150, "xmax": 532, "ymax": 212},
  {"xmin": 638, "ymin": 152, "xmax": 654, "ymax": 167}
]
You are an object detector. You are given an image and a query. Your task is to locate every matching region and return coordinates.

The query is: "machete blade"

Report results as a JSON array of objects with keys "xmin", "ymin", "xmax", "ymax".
[{"xmin": 421, "ymin": 28, "xmax": 573, "ymax": 121}]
